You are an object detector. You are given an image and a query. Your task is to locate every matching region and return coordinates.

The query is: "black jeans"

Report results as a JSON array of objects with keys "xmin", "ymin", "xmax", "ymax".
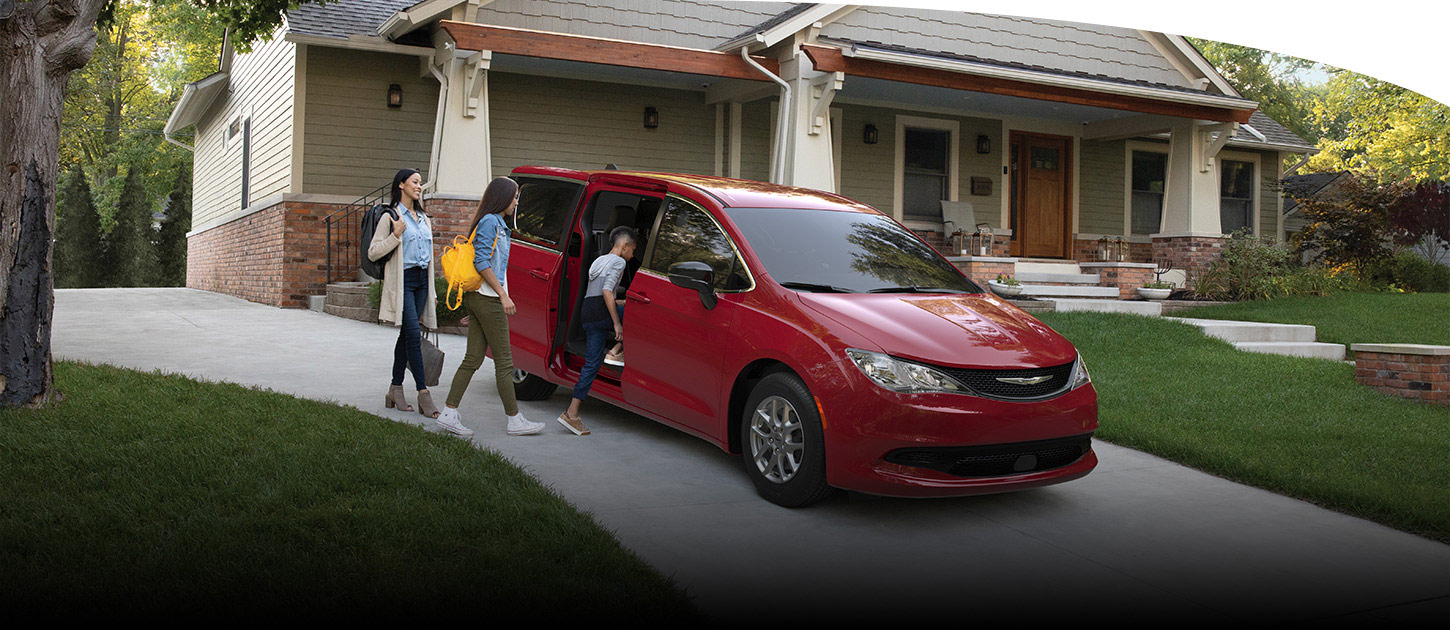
[{"xmin": 391, "ymin": 266, "xmax": 430, "ymax": 390}]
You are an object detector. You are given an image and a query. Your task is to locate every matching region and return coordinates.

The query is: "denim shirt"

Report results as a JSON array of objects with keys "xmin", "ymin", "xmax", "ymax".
[
  {"xmin": 397, "ymin": 204, "xmax": 432, "ymax": 270},
  {"xmin": 473, "ymin": 213, "xmax": 510, "ymax": 296}
]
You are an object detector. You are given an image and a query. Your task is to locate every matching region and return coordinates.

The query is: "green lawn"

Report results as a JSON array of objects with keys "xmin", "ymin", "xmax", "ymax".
[
  {"xmin": 1038, "ymin": 312, "xmax": 1450, "ymax": 543},
  {"xmin": 1172, "ymin": 292, "xmax": 1450, "ymax": 350},
  {"xmin": 0, "ymin": 362, "xmax": 697, "ymax": 618}
]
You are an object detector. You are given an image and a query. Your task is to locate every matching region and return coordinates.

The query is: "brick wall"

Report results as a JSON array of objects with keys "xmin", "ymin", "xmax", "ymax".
[
  {"xmin": 1080, "ymin": 262, "xmax": 1155, "ymax": 300},
  {"xmin": 952, "ymin": 257, "xmax": 1016, "ymax": 286},
  {"xmin": 1073, "ymin": 239, "xmax": 1153, "ymax": 264},
  {"xmin": 1352, "ymin": 345, "xmax": 1450, "ymax": 405},
  {"xmin": 1152, "ymin": 236, "xmax": 1226, "ymax": 286}
]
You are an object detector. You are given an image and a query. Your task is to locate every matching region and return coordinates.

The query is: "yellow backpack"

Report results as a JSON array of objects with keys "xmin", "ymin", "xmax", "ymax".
[{"xmin": 440, "ymin": 228, "xmax": 498, "ymax": 310}]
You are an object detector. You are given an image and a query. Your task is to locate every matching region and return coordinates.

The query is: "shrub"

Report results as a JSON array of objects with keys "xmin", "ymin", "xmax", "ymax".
[
  {"xmin": 1370, "ymin": 252, "xmax": 1450, "ymax": 293},
  {"xmin": 1192, "ymin": 231, "xmax": 1370, "ymax": 301}
]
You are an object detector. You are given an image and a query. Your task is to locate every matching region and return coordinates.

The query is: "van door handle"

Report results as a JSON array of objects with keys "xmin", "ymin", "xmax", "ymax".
[
  {"xmin": 627, "ymin": 290, "xmax": 650, "ymax": 304},
  {"xmin": 530, "ymin": 268, "xmax": 549, "ymax": 281}
]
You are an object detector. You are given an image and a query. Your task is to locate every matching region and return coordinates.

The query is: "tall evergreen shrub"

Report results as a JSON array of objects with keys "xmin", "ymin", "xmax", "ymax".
[{"xmin": 54, "ymin": 169, "xmax": 105, "ymax": 288}]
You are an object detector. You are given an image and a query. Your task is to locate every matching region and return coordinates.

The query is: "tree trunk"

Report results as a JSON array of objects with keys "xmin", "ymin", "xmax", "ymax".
[{"xmin": 1, "ymin": 0, "xmax": 108, "ymax": 408}]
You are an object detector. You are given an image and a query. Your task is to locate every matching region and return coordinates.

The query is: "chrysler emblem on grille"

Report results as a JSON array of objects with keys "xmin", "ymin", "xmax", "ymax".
[{"xmin": 996, "ymin": 375, "xmax": 1053, "ymax": 386}]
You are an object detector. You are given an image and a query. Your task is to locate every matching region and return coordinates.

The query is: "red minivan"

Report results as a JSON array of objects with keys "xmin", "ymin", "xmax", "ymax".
[{"xmin": 502, "ymin": 166, "xmax": 1097, "ymax": 507}]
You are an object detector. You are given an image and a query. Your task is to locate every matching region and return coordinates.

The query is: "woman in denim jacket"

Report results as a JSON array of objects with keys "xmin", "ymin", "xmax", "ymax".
[
  {"xmin": 368, "ymin": 168, "xmax": 440, "ymax": 418},
  {"xmin": 435, "ymin": 177, "xmax": 544, "ymax": 437}
]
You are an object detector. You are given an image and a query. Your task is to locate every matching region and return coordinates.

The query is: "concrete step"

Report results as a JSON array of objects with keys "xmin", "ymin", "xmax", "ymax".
[
  {"xmin": 1015, "ymin": 272, "xmax": 1100, "ymax": 285},
  {"xmin": 326, "ymin": 289, "xmax": 373, "ymax": 309},
  {"xmin": 1006, "ymin": 299, "xmax": 1054, "ymax": 314},
  {"xmin": 1044, "ymin": 298, "xmax": 1161, "ymax": 316},
  {"xmin": 1018, "ymin": 284, "xmax": 1121, "ymax": 299},
  {"xmin": 324, "ymin": 303, "xmax": 379, "ymax": 323},
  {"xmin": 1171, "ymin": 318, "xmax": 1318, "ymax": 343},
  {"xmin": 1015, "ymin": 261, "xmax": 1082, "ymax": 275},
  {"xmin": 1233, "ymin": 341, "xmax": 1347, "ymax": 361}
]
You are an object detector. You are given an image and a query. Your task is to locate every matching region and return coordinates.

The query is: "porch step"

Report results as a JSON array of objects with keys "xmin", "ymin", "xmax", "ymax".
[
  {"xmin": 1232, "ymin": 341, "xmax": 1347, "ymax": 361},
  {"xmin": 1018, "ymin": 284, "xmax": 1121, "ymax": 299},
  {"xmin": 1015, "ymin": 260, "xmax": 1082, "ymax": 275},
  {"xmin": 1170, "ymin": 318, "xmax": 1318, "ymax": 343},
  {"xmin": 1015, "ymin": 272, "xmax": 1100, "ymax": 285},
  {"xmin": 1044, "ymin": 298, "xmax": 1161, "ymax": 316},
  {"xmin": 323, "ymin": 282, "xmax": 378, "ymax": 323},
  {"xmin": 1006, "ymin": 299, "xmax": 1054, "ymax": 314}
]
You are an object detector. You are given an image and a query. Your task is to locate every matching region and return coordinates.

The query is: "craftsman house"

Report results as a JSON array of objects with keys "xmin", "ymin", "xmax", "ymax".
[{"xmin": 165, "ymin": 0, "xmax": 1317, "ymax": 308}]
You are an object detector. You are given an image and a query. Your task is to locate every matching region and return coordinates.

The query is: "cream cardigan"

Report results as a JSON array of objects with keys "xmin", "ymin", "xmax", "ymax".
[{"xmin": 367, "ymin": 208, "xmax": 437, "ymax": 329}]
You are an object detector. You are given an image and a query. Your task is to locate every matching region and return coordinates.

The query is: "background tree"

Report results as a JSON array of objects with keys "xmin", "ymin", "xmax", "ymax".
[
  {"xmin": 1308, "ymin": 72, "xmax": 1450, "ymax": 181},
  {"xmin": 1292, "ymin": 173, "xmax": 1403, "ymax": 272},
  {"xmin": 107, "ymin": 166, "xmax": 155, "ymax": 286},
  {"xmin": 54, "ymin": 169, "xmax": 105, "ymax": 288},
  {"xmin": 1189, "ymin": 39, "xmax": 1319, "ymax": 143},
  {"xmin": 1, "ymin": 0, "xmax": 329, "ymax": 408},
  {"xmin": 155, "ymin": 166, "xmax": 191, "ymax": 286}
]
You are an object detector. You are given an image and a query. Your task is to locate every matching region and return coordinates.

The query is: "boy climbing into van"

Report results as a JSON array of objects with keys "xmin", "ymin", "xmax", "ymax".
[{"xmin": 558, "ymin": 225, "xmax": 637, "ymax": 436}]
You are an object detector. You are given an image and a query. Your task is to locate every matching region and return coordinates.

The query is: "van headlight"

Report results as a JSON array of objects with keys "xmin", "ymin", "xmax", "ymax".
[
  {"xmin": 1070, "ymin": 354, "xmax": 1091, "ymax": 390},
  {"xmin": 845, "ymin": 348, "xmax": 967, "ymax": 394}
]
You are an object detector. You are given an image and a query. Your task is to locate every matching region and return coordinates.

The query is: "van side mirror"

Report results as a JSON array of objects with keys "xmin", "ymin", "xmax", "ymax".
[{"xmin": 668, "ymin": 261, "xmax": 717, "ymax": 310}]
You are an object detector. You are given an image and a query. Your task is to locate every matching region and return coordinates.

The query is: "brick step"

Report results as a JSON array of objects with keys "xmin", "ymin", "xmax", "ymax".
[
  {"xmin": 1044, "ymin": 298, "xmax": 1161, "ymax": 316},
  {"xmin": 1015, "ymin": 272, "xmax": 1100, "ymax": 285},
  {"xmin": 1170, "ymin": 318, "xmax": 1318, "ymax": 343},
  {"xmin": 324, "ymin": 303, "xmax": 379, "ymax": 323},
  {"xmin": 1233, "ymin": 341, "xmax": 1346, "ymax": 361},
  {"xmin": 1017, "ymin": 284, "xmax": 1121, "ymax": 299}
]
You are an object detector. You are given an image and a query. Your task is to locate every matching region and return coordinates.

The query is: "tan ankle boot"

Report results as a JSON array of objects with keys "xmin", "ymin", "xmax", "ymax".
[
  {"xmin": 385, "ymin": 385, "xmax": 413, "ymax": 412},
  {"xmin": 417, "ymin": 390, "xmax": 440, "ymax": 419}
]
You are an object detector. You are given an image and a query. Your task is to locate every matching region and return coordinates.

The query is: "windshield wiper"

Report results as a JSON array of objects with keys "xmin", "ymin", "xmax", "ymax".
[
  {"xmin": 781, "ymin": 282, "xmax": 857, "ymax": 293},
  {"xmin": 867, "ymin": 286, "xmax": 971, "ymax": 294}
]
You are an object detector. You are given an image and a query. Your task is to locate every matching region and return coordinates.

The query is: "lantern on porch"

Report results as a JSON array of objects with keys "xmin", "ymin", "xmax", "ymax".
[
  {"xmin": 387, "ymin": 84, "xmax": 403, "ymax": 108},
  {"xmin": 951, "ymin": 228, "xmax": 967, "ymax": 255},
  {"xmin": 969, "ymin": 227, "xmax": 993, "ymax": 256},
  {"xmin": 1096, "ymin": 236, "xmax": 1111, "ymax": 262},
  {"xmin": 1114, "ymin": 237, "xmax": 1128, "ymax": 262},
  {"xmin": 643, "ymin": 106, "xmax": 660, "ymax": 129}
]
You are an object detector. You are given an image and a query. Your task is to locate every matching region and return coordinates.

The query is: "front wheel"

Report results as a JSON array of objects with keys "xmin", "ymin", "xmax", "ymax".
[
  {"xmin": 740, "ymin": 372, "xmax": 833, "ymax": 507},
  {"xmin": 512, "ymin": 368, "xmax": 558, "ymax": 401}
]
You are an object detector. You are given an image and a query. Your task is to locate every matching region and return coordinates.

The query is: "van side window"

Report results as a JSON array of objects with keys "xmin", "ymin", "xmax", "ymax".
[
  {"xmin": 647, "ymin": 197, "xmax": 750, "ymax": 292},
  {"xmin": 512, "ymin": 177, "xmax": 583, "ymax": 248}
]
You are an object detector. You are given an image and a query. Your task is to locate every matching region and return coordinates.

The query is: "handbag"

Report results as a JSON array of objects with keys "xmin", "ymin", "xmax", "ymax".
[{"xmin": 421, "ymin": 328, "xmax": 445, "ymax": 388}]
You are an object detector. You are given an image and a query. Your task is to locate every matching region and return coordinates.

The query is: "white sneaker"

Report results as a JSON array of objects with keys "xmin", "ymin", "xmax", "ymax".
[
  {"xmin": 506, "ymin": 412, "xmax": 545, "ymax": 436},
  {"xmin": 435, "ymin": 407, "xmax": 474, "ymax": 437}
]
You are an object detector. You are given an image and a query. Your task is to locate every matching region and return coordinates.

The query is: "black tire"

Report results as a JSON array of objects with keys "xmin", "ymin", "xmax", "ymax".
[
  {"xmin": 512, "ymin": 368, "xmax": 558, "ymax": 401},
  {"xmin": 740, "ymin": 372, "xmax": 833, "ymax": 507}
]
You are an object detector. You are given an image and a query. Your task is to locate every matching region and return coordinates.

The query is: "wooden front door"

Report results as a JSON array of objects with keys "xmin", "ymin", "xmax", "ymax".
[{"xmin": 1010, "ymin": 132, "xmax": 1072, "ymax": 258}]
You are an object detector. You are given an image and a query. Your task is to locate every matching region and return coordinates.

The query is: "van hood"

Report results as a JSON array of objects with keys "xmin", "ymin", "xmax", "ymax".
[{"xmin": 796, "ymin": 293, "xmax": 1078, "ymax": 369}]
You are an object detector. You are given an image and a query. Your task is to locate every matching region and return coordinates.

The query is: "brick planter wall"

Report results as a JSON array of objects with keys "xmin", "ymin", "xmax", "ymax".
[
  {"xmin": 188, "ymin": 196, "xmax": 481, "ymax": 309},
  {"xmin": 1072, "ymin": 239, "xmax": 1153, "ymax": 265},
  {"xmin": 1079, "ymin": 262, "xmax": 1156, "ymax": 300},
  {"xmin": 1152, "ymin": 235, "xmax": 1226, "ymax": 286},
  {"xmin": 1351, "ymin": 344, "xmax": 1450, "ymax": 405},
  {"xmin": 949, "ymin": 256, "xmax": 1017, "ymax": 287}
]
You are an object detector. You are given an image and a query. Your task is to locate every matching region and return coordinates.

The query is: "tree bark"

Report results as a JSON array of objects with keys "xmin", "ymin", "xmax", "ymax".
[{"xmin": 1, "ymin": 0, "xmax": 108, "ymax": 408}]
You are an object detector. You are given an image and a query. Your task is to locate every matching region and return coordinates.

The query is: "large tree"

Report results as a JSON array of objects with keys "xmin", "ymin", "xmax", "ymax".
[
  {"xmin": 54, "ymin": 168, "xmax": 105, "ymax": 288},
  {"xmin": 1, "ymin": 0, "xmax": 327, "ymax": 408}
]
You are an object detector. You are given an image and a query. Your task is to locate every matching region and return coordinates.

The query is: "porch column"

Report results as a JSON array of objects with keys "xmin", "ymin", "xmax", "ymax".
[
  {"xmin": 1155, "ymin": 119, "xmax": 1230, "ymax": 284},
  {"xmin": 429, "ymin": 37, "xmax": 493, "ymax": 198},
  {"xmin": 779, "ymin": 52, "xmax": 841, "ymax": 192}
]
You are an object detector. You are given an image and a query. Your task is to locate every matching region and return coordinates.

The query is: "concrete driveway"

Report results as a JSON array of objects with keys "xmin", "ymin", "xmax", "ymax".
[{"xmin": 51, "ymin": 288, "xmax": 1450, "ymax": 622}]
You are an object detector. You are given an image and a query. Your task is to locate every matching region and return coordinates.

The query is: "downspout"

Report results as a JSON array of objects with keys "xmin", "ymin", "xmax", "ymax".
[
  {"xmin": 741, "ymin": 41, "xmax": 791, "ymax": 183},
  {"xmin": 423, "ymin": 51, "xmax": 451, "ymax": 193}
]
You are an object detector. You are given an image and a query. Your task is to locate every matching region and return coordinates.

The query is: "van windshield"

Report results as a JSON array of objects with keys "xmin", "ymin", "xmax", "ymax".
[{"xmin": 723, "ymin": 207, "xmax": 983, "ymax": 294}]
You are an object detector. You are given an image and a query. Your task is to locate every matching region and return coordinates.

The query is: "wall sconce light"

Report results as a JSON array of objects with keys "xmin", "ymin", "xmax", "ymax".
[
  {"xmin": 976, "ymin": 133, "xmax": 991, "ymax": 154},
  {"xmin": 387, "ymin": 84, "xmax": 403, "ymax": 108},
  {"xmin": 863, "ymin": 123, "xmax": 878, "ymax": 144},
  {"xmin": 644, "ymin": 106, "xmax": 660, "ymax": 129}
]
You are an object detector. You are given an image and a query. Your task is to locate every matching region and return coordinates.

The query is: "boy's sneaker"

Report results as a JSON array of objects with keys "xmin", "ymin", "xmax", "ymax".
[
  {"xmin": 435, "ymin": 407, "xmax": 474, "ymax": 437},
  {"xmin": 557, "ymin": 413, "xmax": 590, "ymax": 436},
  {"xmin": 506, "ymin": 413, "xmax": 545, "ymax": 436},
  {"xmin": 603, "ymin": 349, "xmax": 625, "ymax": 367}
]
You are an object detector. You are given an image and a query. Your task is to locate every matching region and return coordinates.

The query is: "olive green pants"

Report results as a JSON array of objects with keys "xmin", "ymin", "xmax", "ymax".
[{"xmin": 445, "ymin": 292, "xmax": 518, "ymax": 415}]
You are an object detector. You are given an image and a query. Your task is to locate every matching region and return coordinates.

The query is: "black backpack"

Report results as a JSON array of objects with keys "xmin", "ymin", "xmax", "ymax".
[{"xmin": 359, "ymin": 204, "xmax": 399, "ymax": 279}]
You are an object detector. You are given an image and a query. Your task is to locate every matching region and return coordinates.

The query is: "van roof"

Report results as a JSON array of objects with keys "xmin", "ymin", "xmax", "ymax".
[{"xmin": 511, "ymin": 166, "xmax": 879, "ymax": 214}]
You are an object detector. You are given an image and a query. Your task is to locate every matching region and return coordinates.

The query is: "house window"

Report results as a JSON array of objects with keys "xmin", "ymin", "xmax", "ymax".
[
  {"xmin": 1220, "ymin": 159, "xmax": 1255, "ymax": 234},
  {"xmin": 238, "ymin": 117, "xmax": 251, "ymax": 210},
  {"xmin": 902, "ymin": 127, "xmax": 951, "ymax": 221},
  {"xmin": 1131, "ymin": 151, "xmax": 1167, "ymax": 235}
]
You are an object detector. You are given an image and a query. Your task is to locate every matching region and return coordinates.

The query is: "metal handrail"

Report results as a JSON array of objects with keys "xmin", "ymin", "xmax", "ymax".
[{"xmin": 324, "ymin": 184, "xmax": 389, "ymax": 284}]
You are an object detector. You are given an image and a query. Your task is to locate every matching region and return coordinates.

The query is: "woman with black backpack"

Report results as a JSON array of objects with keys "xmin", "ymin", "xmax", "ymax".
[{"xmin": 368, "ymin": 168, "xmax": 440, "ymax": 419}]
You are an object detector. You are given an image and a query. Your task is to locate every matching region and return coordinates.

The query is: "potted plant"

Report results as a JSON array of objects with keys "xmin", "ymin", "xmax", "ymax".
[
  {"xmin": 988, "ymin": 273, "xmax": 1023, "ymax": 297},
  {"xmin": 1138, "ymin": 280, "xmax": 1172, "ymax": 300}
]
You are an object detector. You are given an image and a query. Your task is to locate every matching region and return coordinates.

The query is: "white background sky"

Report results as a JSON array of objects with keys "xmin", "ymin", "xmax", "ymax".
[{"xmin": 747, "ymin": 0, "xmax": 1448, "ymax": 102}]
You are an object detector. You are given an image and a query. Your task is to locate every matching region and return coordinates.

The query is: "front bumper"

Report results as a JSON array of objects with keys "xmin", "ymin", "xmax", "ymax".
[{"xmin": 818, "ymin": 365, "xmax": 1099, "ymax": 498}]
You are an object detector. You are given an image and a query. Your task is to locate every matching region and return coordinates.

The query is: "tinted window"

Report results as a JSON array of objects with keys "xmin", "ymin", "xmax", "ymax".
[
  {"xmin": 1220, "ymin": 160, "xmax": 1254, "ymax": 234},
  {"xmin": 1131, "ymin": 151, "xmax": 1167, "ymax": 235},
  {"xmin": 648, "ymin": 197, "xmax": 749, "ymax": 292},
  {"xmin": 724, "ymin": 207, "xmax": 981, "ymax": 294},
  {"xmin": 512, "ymin": 177, "xmax": 583, "ymax": 247}
]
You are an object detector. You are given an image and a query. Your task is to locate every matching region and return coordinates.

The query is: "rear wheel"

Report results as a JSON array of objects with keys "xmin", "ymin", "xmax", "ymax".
[
  {"xmin": 740, "ymin": 372, "xmax": 833, "ymax": 507},
  {"xmin": 512, "ymin": 368, "xmax": 558, "ymax": 401}
]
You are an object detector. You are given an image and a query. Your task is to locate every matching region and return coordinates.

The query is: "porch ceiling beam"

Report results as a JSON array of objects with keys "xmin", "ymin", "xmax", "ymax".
[
  {"xmin": 705, "ymin": 78, "xmax": 778, "ymax": 104},
  {"xmin": 437, "ymin": 20, "xmax": 781, "ymax": 82},
  {"xmin": 800, "ymin": 44, "xmax": 1255, "ymax": 124},
  {"xmin": 1081, "ymin": 114, "xmax": 1177, "ymax": 141}
]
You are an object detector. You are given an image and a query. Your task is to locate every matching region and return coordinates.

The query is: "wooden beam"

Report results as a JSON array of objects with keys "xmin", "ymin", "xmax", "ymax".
[
  {"xmin": 801, "ymin": 44, "xmax": 1254, "ymax": 124},
  {"xmin": 439, "ymin": 20, "xmax": 780, "ymax": 82}
]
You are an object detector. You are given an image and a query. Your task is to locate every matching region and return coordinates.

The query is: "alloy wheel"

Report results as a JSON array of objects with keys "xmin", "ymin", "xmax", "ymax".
[{"xmin": 749, "ymin": 395, "xmax": 805, "ymax": 483}]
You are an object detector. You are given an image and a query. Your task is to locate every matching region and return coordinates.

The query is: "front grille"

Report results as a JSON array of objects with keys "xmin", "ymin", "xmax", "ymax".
[
  {"xmin": 933, "ymin": 360, "xmax": 1076, "ymax": 400},
  {"xmin": 885, "ymin": 434, "xmax": 1092, "ymax": 478}
]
